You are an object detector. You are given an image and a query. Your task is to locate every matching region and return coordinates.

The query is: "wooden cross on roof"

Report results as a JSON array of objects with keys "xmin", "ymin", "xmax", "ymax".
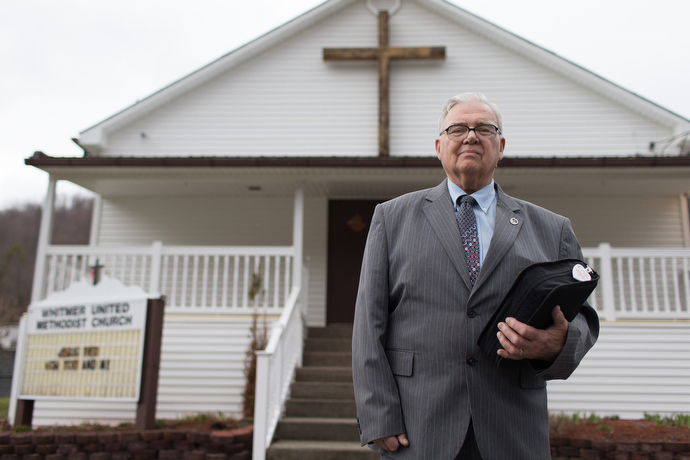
[{"xmin": 323, "ymin": 11, "xmax": 445, "ymax": 157}]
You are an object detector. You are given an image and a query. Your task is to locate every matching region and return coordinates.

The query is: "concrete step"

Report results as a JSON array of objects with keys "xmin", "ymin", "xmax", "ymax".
[
  {"xmin": 308, "ymin": 327, "xmax": 353, "ymax": 339},
  {"xmin": 291, "ymin": 381, "xmax": 354, "ymax": 400},
  {"xmin": 267, "ymin": 440, "xmax": 378, "ymax": 460},
  {"xmin": 273, "ymin": 417, "xmax": 360, "ymax": 442},
  {"xmin": 285, "ymin": 398, "xmax": 357, "ymax": 418},
  {"xmin": 303, "ymin": 351, "xmax": 352, "ymax": 367},
  {"xmin": 304, "ymin": 338, "xmax": 352, "ymax": 353},
  {"xmin": 265, "ymin": 326, "xmax": 361, "ymax": 459},
  {"xmin": 295, "ymin": 366, "xmax": 353, "ymax": 383}
]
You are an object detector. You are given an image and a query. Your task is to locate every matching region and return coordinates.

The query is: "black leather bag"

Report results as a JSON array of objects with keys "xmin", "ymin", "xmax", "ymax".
[{"xmin": 477, "ymin": 258, "xmax": 599, "ymax": 367}]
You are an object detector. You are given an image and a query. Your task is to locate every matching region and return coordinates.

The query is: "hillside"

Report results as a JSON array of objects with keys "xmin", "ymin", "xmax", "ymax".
[{"xmin": 0, "ymin": 197, "xmax": 93, "ymax": 324}]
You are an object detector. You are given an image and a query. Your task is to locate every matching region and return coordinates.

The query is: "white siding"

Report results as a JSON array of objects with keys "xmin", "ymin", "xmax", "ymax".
[
  {"xmin": 515, "ymin": 194, "xmax": 685, "ymax": 248},
  {"xmin": 548, "ymin": 322, "xmax": 690, "ymax": 419},
  {"xmin": 31, "ymin": 316, "xmax": 264, "ymax": 425},
  {"xmin": 97, "ymin": 196, "xmax": 293, "ymax": 247},
  {"xmin": 101, "ymin": 0, "xmax": 673, "ymax": 159}
]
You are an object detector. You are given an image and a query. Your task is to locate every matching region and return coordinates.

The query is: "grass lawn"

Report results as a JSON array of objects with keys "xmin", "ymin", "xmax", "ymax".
[{"xmin": 0, "ymin": 398, "xmax": 8, "ymax": 419}]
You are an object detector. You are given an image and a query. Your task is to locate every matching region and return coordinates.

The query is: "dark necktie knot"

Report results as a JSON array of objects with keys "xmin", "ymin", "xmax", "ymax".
[{"xmin": 458, "ymin": 195, "xmax": 477, "ymax": 207}]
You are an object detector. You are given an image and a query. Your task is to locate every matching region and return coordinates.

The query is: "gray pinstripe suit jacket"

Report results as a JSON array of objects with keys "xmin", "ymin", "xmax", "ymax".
[{"xmin": 352, "ymin": 180, "xmax": 599, "ymax": 459}]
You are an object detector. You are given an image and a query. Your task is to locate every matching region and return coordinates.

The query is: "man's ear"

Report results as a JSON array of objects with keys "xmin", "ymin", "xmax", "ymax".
[
  {"xmin": 435, "ymin": 138, "xmax": 441, "ymax": 158},
  {"xmin": 498, "ymin": 137, "xmax": 506, "ymax": 162}
]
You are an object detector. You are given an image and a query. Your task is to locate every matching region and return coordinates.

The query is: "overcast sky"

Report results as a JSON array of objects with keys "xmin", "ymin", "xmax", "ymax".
[{"xmin": 2, "ymin": 0, "xmax": 689, "ymax": 210}]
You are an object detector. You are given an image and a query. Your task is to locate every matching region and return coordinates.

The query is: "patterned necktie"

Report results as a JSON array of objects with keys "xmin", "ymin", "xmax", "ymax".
[{"xmin": 457, "ymin": 195, "xmax": 480, "ymax": 286}]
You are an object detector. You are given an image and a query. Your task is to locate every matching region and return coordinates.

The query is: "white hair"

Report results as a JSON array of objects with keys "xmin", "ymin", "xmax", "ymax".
[{"xmin": 438, "ymin": 92, "xmax": 504, "ymax": 137}]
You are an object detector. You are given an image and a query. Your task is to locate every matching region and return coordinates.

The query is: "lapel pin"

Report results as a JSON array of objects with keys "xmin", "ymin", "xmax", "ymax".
[{"xmin": 510, "ymin": 217, "xmax": 518, "ymax": 225}]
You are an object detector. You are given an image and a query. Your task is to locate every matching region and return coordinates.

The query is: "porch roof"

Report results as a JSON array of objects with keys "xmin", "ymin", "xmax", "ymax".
[
  {"xmin": 25, "ymin": 153, "xmax": 690, "ymax": 199},
  {"xmin": 25, "ymin": 152, "xmax": 690, "ymax": 169}
]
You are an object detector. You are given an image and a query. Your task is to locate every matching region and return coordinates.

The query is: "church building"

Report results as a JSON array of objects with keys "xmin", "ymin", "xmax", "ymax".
[{"xmin": 15, "ymin": 0, "xmax": 690, "ymax": 456}]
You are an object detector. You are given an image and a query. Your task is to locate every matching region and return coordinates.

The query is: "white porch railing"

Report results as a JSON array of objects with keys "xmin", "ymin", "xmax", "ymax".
[
  {"xmin": 583, "ymin": 243, "xmax": 690, "ymax": 321},
  {"xmin": 36, "ymin": 242, "xmax": 690, "ymax": 321},
  {"xmin": 35, "ymin": 242, "xmax": 690, "ymax": 321},
  {"xmin": 35, "ymin": 242, "xmax": 294, "ymax": 314},
  {"xmin": 252, "ymin": 272, "xmax": 306, "ymax": 460}
]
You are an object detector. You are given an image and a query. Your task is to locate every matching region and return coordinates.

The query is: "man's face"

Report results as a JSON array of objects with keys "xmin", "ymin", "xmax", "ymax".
[{"xmin": 434, "ymin": 101, "xmax": 505, "ymax": 193}]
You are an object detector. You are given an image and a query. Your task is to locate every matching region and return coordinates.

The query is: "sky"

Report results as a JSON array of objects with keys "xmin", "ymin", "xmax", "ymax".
[{"xmin": 1, "ymin": 0, "xmax": 689, "ymax": 210}]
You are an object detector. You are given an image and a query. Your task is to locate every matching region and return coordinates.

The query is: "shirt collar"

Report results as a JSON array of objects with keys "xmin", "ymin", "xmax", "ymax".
[{"xmin": 447, "ymin": 179, "xmax": 496, "ymax": 214}]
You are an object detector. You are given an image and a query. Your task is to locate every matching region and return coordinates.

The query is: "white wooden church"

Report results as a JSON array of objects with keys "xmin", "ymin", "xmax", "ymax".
[{"xmin": 14, "ymin": 0, "xmax": 690, "ymax": 449}]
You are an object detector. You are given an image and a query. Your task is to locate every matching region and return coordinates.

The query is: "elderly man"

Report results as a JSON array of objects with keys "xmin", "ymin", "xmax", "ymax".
[{"xmin": 352, "ymin": 92, "xmax": 599, "ymax": 459}]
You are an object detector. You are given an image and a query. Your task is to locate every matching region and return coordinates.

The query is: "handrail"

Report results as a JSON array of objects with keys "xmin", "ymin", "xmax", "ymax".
[
  {"xmin": 264, "ymin": 288, "xmax": 302, "ymax": 354},
  {"xmin": 44, "ymin": 244, "xmax": 294, "ymax": 255},
  {"xmin": 252, "ymin": 285, "xmax": 304, "ymax": 460}
]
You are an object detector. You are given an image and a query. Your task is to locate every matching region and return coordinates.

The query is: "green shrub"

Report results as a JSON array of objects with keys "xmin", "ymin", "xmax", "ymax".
[
  {"xmin": 549, "ymin": 412, "xmax": 615, "ymax": 436},
  {"xmin": 595, "ymin": 424, "xmax": 614, "ymax": 432},
  {"xmin": 644, "ymin": 412, "xmax": 690, "ymax": 429}
]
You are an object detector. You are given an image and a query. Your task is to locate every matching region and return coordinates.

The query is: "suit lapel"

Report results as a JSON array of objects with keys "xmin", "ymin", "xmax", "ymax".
[
  {"xmin": 473, "ymin": 185, "xmax": 523, "ymax": 291},
  {"xmin": 422, "ymin": 181, "xmax": 473, "ymax": 290}
]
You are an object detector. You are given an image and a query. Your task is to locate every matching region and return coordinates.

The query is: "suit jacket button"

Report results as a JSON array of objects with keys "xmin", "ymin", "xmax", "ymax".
[
  {"xmin": 466, "ymin": 357, "xmax": 477, "ymax": 366},
  {"xmin": 467, "ymin": 309, "xmax": 476, "ymax": 318}
]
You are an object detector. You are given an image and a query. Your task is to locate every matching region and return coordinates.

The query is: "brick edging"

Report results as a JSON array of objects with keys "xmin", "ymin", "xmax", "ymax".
[
  {"xmin": 551, "ymin": 436, "xmax": 690, "ymax": 459},
  {"xmin": 2, "ymin": 428, "xmax": 688, "ymax": 459},
  {"xmin": 0, "ymin": 426, "xmax": 253, "ymax": 460}
]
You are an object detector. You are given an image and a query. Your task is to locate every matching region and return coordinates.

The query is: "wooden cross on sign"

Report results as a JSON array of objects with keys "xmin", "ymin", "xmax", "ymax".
[
  {"xmin": 89, "ymin": 258, "xmax": 104, "ymax": 285},
  {"xmin": 323, "ymin": 11, "xmax": 445, "ymax": 157}
]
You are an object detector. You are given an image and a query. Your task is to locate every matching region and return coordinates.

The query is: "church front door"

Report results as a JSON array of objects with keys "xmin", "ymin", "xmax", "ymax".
[{"xmin": 326, "ymin": 200, "xmax": 381, "ymax": 325}]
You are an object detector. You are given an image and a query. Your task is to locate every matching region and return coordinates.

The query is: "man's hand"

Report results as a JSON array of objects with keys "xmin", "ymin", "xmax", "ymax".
[
  {"xmin": 373, "ymin": 433, "xmax": 409, "ymax": 452},
  {"xmin": 496, "ymin": 305, "xmax": 568, "ymax": 362}
]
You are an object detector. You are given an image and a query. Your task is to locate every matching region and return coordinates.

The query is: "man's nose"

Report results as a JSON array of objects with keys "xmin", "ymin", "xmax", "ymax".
[{"xmin": 464, "ymin": 130, "xmax": 479, "ymax": 143}]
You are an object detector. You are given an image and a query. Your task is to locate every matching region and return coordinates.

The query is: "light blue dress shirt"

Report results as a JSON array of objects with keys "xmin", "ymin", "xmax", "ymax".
[{"xmin": 447, "ymin": 179, "xmax": 497, "ymax": 265}]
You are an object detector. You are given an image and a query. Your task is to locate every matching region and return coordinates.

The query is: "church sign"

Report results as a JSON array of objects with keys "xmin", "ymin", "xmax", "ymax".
[{"xmin": 18, "ymin": 278, "xmax": 149, "ymax": 401}]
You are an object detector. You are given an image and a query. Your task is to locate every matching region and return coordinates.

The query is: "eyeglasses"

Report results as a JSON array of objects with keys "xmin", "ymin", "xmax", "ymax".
[{"xmin": 440, "ymin": 123, "xmax": 500, "ymax": 141}]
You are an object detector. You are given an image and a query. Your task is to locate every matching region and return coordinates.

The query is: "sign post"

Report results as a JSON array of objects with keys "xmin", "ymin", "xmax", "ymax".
[{"xmin": 135, "ymin": 297, "xmax": 165, "ymax": 430}]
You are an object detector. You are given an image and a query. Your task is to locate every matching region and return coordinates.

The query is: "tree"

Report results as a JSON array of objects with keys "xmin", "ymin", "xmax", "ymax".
[
  {"xmin": 242, "ymin": 271, "xmax": 268, "ymax": 419},
  {"xmin": 52, "ymin": 196, "xmax": 93, "ymax": 245},
  {"xmin": 0, "ymin": 195, "xmax": 93, "ymax": 324}
]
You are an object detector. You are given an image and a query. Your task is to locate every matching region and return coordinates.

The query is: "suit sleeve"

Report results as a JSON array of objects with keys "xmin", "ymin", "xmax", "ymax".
[
  {"xmin": 352, "ymin": 204, "xmax": 407, "ymax": 446},
  {"xmin": 534, "ymin": 217, "xmax": 600, "ymax": 380}
]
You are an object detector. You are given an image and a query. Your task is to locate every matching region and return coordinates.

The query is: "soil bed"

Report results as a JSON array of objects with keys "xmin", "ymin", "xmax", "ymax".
[
  {"xmin": 562, "ymin": 418, "xmax": 690, "ymax": 442},
  {"xmin": 0, "ymin": 417, "xmax": 242, "ymax": 432}
]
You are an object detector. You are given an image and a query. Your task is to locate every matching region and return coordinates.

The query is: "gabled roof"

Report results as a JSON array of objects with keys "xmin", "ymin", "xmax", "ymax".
[
  {"xmin": 77, "ymin": 0, "xmax": 690, "ymax": 154},
  {"xmin": 77, "ymin": 0, "xmax": 358, "ymax": 152}
]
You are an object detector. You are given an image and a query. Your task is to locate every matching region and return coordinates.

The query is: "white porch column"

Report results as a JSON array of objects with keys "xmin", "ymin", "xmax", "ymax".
[
  {"xmin": 30, "ymin": 177, "xmax": 57, "ymax": 303},
  {"xmin": 292, "ymin": 188, "xmax": 304, "ymax": 290},
  {"xmin": 680, "ymin": 193, "xmax": 690, "ymax": 247},
  {"xmin": 89, "ymin": 193, "xmax": 103, "ymax": 247},
  {"xmin": 7, "ymin": 314, "xmax": 28, "ymax": 426}
]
